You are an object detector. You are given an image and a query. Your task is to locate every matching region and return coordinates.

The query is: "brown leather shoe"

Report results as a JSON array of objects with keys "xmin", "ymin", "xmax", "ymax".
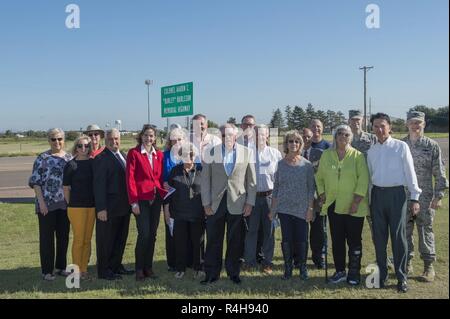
[
  {"xmin": 136, "ymin": 270, "xmax": 146, "ymax": 281},
  {"xmin": 144, "ymin": 268, "xmax": 157, "ymax": 279}
]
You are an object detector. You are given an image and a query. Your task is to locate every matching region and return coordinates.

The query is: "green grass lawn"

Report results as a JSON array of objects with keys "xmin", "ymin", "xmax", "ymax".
[
  {"xmin": 0, "ymin": 197, "xmax": 448, "ymax": 299},
  {"xmin": 0, "ymin": 137, "xmax": 163, "ymax": 157}
]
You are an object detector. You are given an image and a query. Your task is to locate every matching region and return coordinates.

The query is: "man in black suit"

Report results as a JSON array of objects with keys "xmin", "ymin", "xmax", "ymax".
[{"xmin": 93, "ymin": 128, "xmax": 134, "ymax": 280}]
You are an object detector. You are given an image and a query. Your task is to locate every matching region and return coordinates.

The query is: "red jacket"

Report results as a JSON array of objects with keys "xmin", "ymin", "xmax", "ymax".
[{"xmin": 126, "ymin": 145, "xmax": 166, "ymax": 204}]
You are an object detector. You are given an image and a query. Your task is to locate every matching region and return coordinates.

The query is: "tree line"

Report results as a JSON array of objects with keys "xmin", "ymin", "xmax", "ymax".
[{"xmin": 269, "ymin": 104, "xmax": 449, "ymax": 133}]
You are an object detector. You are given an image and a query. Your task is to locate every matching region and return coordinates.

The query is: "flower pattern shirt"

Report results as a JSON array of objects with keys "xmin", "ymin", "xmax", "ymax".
[{"xmin": 28, "ymin": 150, "xmax": 73, "ymax": 213}]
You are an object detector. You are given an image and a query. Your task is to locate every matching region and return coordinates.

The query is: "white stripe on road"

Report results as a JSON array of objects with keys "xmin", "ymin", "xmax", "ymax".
[{"xmin": 0, "ymin": 186, "xmax": 29, "ymax": 190}]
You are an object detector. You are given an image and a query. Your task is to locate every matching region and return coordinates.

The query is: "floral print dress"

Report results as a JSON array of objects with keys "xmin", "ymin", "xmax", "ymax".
[{"xmin": 29, "ymin": 151, "xmax": 73, "ymax": 213}]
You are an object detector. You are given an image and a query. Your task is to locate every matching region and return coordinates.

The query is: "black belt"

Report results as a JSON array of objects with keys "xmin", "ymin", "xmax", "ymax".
[
  {"xmin": 256, "ymin": 190, "xmax": 272, "ymax": 197},
  {"xmin": 373, "ymin": 185, "xmax": 404, "ymax": 190}
]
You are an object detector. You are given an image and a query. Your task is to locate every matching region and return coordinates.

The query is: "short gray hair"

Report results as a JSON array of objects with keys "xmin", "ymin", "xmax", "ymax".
[
  {"xmin": 47, "ymin": 128, "xmax": 65, "ymax": 139},
  {"xmin": 220, "ymin": 123, "xmax": 238, "ymax": 135},
  {"xmin": 106, "ymin": 128, "xmax": 120, "ymax": 137},
  {"xmin": 333, "ymin": 124, "xmax": 353, "ymax": 148}
]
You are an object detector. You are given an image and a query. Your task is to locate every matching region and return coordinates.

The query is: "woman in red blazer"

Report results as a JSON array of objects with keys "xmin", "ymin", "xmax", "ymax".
[{"xmin": 126, "ymin": 124, "xmax": 166, "ymax": 281}]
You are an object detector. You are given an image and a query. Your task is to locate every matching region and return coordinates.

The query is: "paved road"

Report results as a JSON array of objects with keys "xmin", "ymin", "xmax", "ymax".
[
  {"xmin": 0, "ymin": 138, "xmax": 448, "ymax": 203},
  {"xmin": 0, "ymin": 156, "xmax": 35, "ymax": 202}
]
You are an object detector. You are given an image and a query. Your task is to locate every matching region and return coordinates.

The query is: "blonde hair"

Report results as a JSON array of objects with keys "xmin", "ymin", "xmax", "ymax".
[
  {"xmin": 283, "ymin": 130, "xmax": 304, "ymax": 155},
  {"xmin": 71, "ymin": 135, "xmax": 92, "ymax": 156}
]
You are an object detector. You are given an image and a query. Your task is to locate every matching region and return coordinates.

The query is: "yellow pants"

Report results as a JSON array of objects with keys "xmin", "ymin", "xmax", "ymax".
[{"xmin": 67, "ymin": 207, "xmax": 96, "ymax": 273}]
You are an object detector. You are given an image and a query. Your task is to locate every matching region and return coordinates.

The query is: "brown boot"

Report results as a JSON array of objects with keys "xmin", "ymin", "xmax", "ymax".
[
  {"xmin": 136, "ymin": 270, "xmax": 146, "ymax": 281},
  {"xmin": 420, "ymin": 262, "xmax": 435, "ymax": 282}
]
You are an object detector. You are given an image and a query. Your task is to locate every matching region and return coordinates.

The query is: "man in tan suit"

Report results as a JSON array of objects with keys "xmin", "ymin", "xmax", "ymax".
[{"xmin": 200, "ymin": 123, "xmax": 257, "ymax": 284}]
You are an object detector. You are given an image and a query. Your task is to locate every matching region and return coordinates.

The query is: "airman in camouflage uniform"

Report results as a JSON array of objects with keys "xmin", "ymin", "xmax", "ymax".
[
  {"xmin": 403, "ymin": 111, "xmax": 449, "ymax": 282},
  {"xmin": 348, "ymin": 110, "xmax": 377, "ymax": 158}
]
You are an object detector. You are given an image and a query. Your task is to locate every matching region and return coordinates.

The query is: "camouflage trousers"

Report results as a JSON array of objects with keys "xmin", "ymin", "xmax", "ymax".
[{"xmin": 406, "ymin": 207, "xmax": 436, "ymax": 263}]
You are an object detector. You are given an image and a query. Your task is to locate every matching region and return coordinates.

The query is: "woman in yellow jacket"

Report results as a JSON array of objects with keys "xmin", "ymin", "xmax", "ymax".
[{"xmin": 315, "ymin": 124, "xmax": 369, "ymax": 286}]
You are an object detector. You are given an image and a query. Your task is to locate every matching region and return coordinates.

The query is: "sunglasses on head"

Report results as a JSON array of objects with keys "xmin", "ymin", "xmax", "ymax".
[
  {"xmin": 77, "ymin": 143, "xmax": 90, "ymax": 149},
  {"xmin": 288, "ymin": 140, "xmax": 300, "ymax": 144},
  {"xmin": 50, "ymin": 137, "xmax": 63, "ymax": 142}
]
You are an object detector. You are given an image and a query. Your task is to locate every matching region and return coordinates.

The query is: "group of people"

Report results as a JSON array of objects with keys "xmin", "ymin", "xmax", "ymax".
[{"xmin": 29, "ymin": 110, "xmax": 448, "ymax": 293}]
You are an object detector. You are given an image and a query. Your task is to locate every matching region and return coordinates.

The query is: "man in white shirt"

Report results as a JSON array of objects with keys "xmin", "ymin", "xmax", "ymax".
[
  {"xmin": 191, "ymin": 114, "xmax": 222, "ymax": 164},
  {"xmin": 242, "ymin": 124, "xmax": 282, "ymax": 274},
  {"xmin": 367, "ymin": 113, "xmax": 421, "ymax": 293}
]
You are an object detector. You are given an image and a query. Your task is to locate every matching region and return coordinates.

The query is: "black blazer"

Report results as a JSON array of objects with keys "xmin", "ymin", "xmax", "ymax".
[{"xmin": 93, "ymin": 148, "xmax": 131, "ymax": 216}]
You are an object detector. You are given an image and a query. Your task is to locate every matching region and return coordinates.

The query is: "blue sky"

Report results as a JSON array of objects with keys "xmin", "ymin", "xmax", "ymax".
[{"xmin": 0, "ymin": 0, "xmax": 448, "ymax": 131}]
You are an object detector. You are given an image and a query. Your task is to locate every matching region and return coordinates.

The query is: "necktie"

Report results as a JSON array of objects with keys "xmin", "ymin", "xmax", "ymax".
[
  {"xmin": 304, "ymin": 149, "xmax": 309, "ymax": 160},
  {"xmin": 115, "ymin": 152, "xmax": 125, "ymax": 169}
]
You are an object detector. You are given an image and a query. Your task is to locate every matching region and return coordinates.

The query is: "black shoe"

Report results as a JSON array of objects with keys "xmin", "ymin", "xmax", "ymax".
[
  {"xmin": 397, "ymin": 280, "xmax": 408, "ymax": 293},
  {"xmin": 230, "ymin": 276, "xmax": 241, "ymax": 285},
  {"xmin": 99, "ymin": 272, "xmax": 122, "ymax": 281},
  {"xmin": 115, "ymin": 266, "xmax": 135, "ymax": 275},
  {"xmin": 200, "ymin": 276, "xmax": 218, "ymax": 285}
]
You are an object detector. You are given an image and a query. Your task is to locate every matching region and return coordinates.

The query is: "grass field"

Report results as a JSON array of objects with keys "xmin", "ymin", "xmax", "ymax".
[
  {"xmin": 0, "ymin": 133, "xmax": 447, "ymax": 157},
  {"xmin": 0, "ymin": 196, "xmax": 448, "ymax": 299}
]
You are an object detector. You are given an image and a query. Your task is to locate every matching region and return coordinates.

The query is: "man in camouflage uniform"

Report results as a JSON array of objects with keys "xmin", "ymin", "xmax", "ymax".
[
  {"xmin": 403, "ymin": 111, "xmax": 448, "ymax": 282},
  {"xmin": 348, "ymin": 110, "xmax": 377, "ymax": 158}
]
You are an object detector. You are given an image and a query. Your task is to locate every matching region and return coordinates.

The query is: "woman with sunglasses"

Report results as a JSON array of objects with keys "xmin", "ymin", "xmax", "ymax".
[
  {"xmin": 162, "ymin": 126, "xmax": 186, "ymax": 272},
  {"xmin": 63, "ymin": 135, "xmax": 96, "ymax": 280},
  {"xmin": 269, "ymin": 130, "xmax": 315, "ymax": 280},
  {"xmin": 167, "ymin": 143, "xmax": 205, "ymax": 279},
  {"xmin": 83, "ymin": 124, "xmax": 105, "ymax": 158},
  {"xmin": 29, "ymin": 128, "xmax": 73, "ymax": 281},
  {"xmin": 315, "ymin": 124, "xmax": 369, "ymax": 285}
]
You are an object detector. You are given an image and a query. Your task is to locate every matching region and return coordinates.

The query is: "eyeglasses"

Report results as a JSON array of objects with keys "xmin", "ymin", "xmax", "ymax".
[
  {"xmin": 288, "ymin": 140, "xmax": 300, "ymax": 144},
  {"xmin": 88, "ymin": 132, "xmax": 100, "ymax": 137},
  {"xmin": 50, "ymin": 138, "xmax": 63, "ymax": 142},
  {"xmin": 77, "ymin": 143, "xmax": 90, "ymax": 149},
  {"xmin": 170, "ymin": 138, "xmax": 182, "ymax": 142},
  {"xmin": 337, "ymin": 132, "xmax": 351, "ymax": 137}
]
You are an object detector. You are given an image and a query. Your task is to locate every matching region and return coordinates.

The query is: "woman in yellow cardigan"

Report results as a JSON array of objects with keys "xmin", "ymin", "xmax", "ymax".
[{"xmin": 315, "ymin": 124, "xmax": 369, "ymax": 286}]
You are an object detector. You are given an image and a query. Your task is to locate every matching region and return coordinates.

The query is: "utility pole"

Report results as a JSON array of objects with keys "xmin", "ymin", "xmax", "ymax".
[
  {"xmin": 359, "ymin": 66, "xmax": 373, "ymax": 131},
  {"xmin": 145, "ymin": 79, "xmax": 153, "ymax": 124}
]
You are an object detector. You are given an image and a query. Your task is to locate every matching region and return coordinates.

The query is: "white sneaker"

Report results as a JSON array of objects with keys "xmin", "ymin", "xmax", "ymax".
[
  {"xmin": 175, "ymin": 271, "xmax": 185, "ymax": 279},
  {"xmin": 42, "ymin": 273, "xmax": 56, "ymax": 281},
  {"xmin": 193, "ymin": 270, "xmax": 205, "ymax": 279}
]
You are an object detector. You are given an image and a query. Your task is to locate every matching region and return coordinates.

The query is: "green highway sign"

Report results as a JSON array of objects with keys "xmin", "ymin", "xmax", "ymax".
[{"xmin": 161, "ymin": 82, "xmax": 194, "ymax": 118}]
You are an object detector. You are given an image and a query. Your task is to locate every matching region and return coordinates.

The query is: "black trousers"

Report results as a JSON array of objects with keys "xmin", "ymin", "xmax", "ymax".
[
  {"xmin": 135, "ymin": 198, "xmax": 162, "ymax": 271},
  {"xmin": 204, "ymin": 195, "xmax": 245, "ymax": 279},
  {"xmin": 37, "ymin": 209, "xmax": 70, "ymax": 275},
  {"xmin": 278, "ymin": 213, "xmax": 309, "ymax": 244},
  {"xmin": 96, "ymin": 213, "xmax": 130, "ymax": 276},
  {"xmin": 327, "ymin": 203, "xmax": 364, "ymax": 272},
  {"xmin": 174, "ymin": 218, "xmax": 204, "ymax": 272},
  {"xmin": 310, "ymin": 211, "xmax": 326, "ymax": 263},
  {"xmin": 371, "ymin": 186, "xmax": 408, "ymax": 282}
]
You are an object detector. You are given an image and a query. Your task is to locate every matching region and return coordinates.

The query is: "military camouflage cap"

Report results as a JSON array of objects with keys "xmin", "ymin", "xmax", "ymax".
[
  {"xmin": 407, "ymin": 111, "xmax": 425, "ymax": 122},
  {"xmin": 349, "ymin": 110, "xmax": 363, "ymax": 119}
]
